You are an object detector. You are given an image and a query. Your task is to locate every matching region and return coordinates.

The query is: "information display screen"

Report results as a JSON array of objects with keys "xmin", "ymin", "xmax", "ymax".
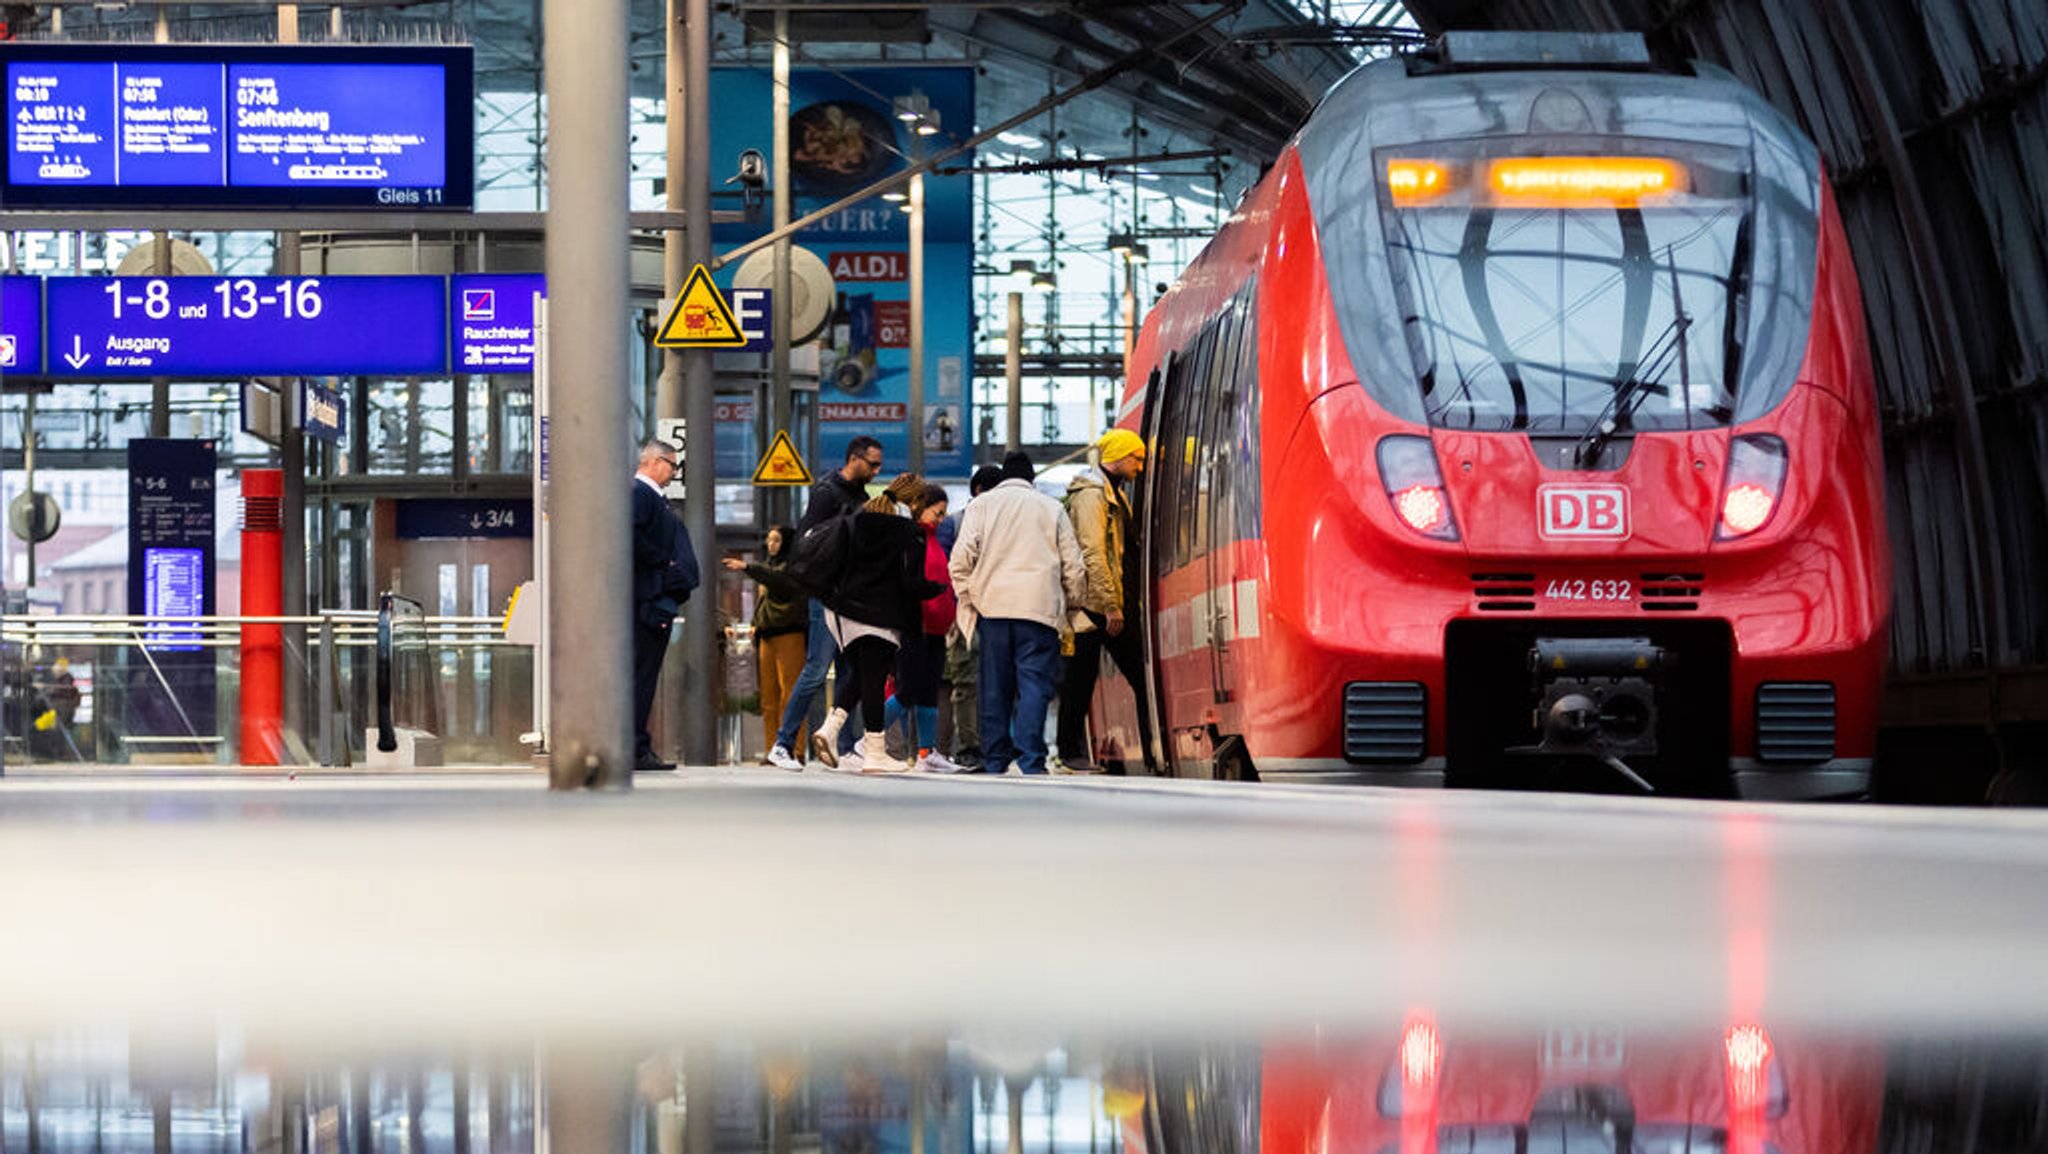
[
  {"xmin": 46, "ymin": 275, "xmax": 448, "ymax": 377},
  {"xmin": 143, "ymin": 546, "xmax": 206, "ymax": 649},
  {"xmin": 2, "ymin": 44, "xmax": 472, "ymax": 209}
]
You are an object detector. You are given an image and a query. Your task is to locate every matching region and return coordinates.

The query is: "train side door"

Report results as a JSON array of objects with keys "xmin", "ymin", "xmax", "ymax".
[
  {"xmin": 1146, "ymin": 345, "xmax": 1205, "ymax": 772},
  {"xmin": 1136, "ymin": 355, "xmax": 1174, "ymax": 774},
  {"xmin": 1201, "ymin": 295, "xmax": 1245, "ymax": 711}
]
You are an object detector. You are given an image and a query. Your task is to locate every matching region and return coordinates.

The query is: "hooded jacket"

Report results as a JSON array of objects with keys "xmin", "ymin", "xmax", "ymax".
[
  {"xmin": 835, "ymin": 509, "xmax": 945, "ymax": 633},
  {"xmin": 948, "ymin": 478, "xmax": 1088, "ymax": 637},
  {"xmin": 1063, "ymin": 465, "xmax": 1130, "ymax": 617},
  {"xmin": 743, "ymin": 556, "xmax": 809, "ymax": 639}
]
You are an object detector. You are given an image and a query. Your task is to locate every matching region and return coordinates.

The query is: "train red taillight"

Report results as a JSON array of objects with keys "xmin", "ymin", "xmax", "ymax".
[
  {"xmin": 1377, "ymin": 436, "xmax": 1459, "ymax": 541},
  {"xmin": 1717, "ymin": 435, "xmax": 1788, "ymax": 539}
]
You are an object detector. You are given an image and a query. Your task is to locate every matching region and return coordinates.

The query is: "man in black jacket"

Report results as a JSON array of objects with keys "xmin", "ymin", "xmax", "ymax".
[
  {"xmin": 763, "ymin": 435, "xmax": 883, "ymax": 770},
  {"xmin": 632, "ymin": 438, "xmax": 699, "ymax": 771}
]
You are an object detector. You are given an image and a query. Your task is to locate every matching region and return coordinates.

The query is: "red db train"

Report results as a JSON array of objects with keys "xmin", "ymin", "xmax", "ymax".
[
  {"xmin": 1128, "ymin": 1022, "xmax": 1886, "ymax": 1154},
  {"xmin": 1088, "ymin": 32, "xmax": 1889, "ymax": 799}
]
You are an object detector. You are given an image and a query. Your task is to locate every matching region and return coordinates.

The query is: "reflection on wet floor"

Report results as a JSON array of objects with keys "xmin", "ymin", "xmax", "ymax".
[{"xmin": 3, "ymin": 1032, "xmax": 2048, "ymax": 1154}]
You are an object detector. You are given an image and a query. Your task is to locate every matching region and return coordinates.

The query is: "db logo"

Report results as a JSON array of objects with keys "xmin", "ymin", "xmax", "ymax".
[{"xmin": 1539, "ymin": 485, "xmax": 1629, "ymax": 539}]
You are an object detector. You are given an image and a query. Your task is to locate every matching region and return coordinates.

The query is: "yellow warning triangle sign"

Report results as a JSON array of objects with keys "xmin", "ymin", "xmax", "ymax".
[
  {"xmin": 752, "ymin": 430, "xmax": 813, "ymax": 486},
  {"xmin": 654, "ymin": 264, "xmax": 747, "ymax": 348}
]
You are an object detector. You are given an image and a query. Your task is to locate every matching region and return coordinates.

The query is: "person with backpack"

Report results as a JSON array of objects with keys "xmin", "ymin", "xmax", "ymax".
[
  {"xmin": 808, "ymin": 473, "xmax": 946, "ymax": 773},
  {"xmin": 763, "ymin": 436, "xmax": 884, "ymax": 772}
]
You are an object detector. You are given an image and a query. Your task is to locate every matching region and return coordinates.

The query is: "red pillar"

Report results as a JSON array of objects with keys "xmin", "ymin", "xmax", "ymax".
[{"xmin": 240, "ymin": 469, "xmax": 285, "ymax": 766}]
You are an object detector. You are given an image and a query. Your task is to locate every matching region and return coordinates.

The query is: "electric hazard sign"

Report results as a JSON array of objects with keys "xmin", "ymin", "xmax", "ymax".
[{"xmin": 654, "ymin": 265, "xmax": 747, "ymax": 349}]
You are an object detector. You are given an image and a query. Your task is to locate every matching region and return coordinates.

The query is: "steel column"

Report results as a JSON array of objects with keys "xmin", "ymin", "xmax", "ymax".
[
  {"xmin": 679, "ymin": 0, "xmax": 718, "ymax": 766},
  {"xmin": 908, "ymin": 167, "xmax": 927, "ymax": 474},
  {"xmin": 1005, "ymin": 292, "xmax": 1023, "ymax": 454},
  {"xmin": 770, "ymin": 9, "xmax": 794, "ymax": 525},
  {"xmin": 543, "ymin": 0, "xmax": 634, "ymax": 788}
]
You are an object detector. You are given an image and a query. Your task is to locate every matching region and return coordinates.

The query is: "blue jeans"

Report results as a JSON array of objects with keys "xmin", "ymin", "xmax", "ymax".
[
  {"xmin": 977, "ymin": 618, "xmax": 1061, "ymax": 774},
  {"xmin": 774, "ymin": 601, "xmax": 839, "ymax": 750}
]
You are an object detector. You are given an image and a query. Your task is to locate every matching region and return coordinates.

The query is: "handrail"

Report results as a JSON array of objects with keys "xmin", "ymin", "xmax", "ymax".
[{"xmin": 2, "ymin": 613, "xmax": 510, "ymax": 649}]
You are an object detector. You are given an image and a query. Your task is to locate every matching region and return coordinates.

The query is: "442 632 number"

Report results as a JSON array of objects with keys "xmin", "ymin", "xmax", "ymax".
[{"xmin": 1544, "ymin": 578, "xmax": 1633, "ymax": 602}]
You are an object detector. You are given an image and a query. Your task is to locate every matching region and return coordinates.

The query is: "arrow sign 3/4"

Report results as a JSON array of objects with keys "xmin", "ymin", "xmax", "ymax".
[{"xmin": 63, "ymin": 334, "xmax": 89, "ymax": 371}]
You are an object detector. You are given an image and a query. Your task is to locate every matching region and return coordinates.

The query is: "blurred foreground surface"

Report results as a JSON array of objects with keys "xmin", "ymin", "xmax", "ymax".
[{"xmin": 1, "ymin": 769, "xmax": 2046, "ymax": 1152}]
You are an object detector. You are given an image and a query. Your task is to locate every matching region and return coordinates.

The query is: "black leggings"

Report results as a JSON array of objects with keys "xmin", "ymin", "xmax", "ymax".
[{"xmin": 838, "ymin": 634, "xmax": 899, "ymax": 734}]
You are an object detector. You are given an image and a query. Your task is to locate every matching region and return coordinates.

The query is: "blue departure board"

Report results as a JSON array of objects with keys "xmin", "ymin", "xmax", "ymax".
[
  {"xmin": 46, "ymin": 275, "xmax": 448, "ymax": 377},
  {"xmin": 2, "ymin": 44, "xmax": 471, "ymax": 209}
]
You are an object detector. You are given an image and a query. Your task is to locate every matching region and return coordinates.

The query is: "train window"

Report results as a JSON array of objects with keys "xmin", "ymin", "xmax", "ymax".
[
  {"xmin": 1153, "ymin": 345, "xmax": 1194, "ymax": 574},
  {"xmin": 1217, "ymin": 285, "xmax": 1260, "ymax": 549},
  {"xmin": 1375, "ymin": 139, "xmax": 1753, "ymax": 435},
  {"xmin": 1194, "ymin": 310, "xmax": 1236, "ymax": 559},
  {"xmin": 1175, "ymin": 323, "xmax": 1214, "ymax": 569}
]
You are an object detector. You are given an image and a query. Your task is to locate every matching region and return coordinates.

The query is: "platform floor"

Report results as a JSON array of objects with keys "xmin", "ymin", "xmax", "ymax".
[{"xmin": 0, "ymin": 766, "xmax": 2042, "ymax": 1045}]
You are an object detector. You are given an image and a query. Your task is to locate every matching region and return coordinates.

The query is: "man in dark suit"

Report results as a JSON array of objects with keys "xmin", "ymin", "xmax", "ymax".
[{"xmin": 632, "ymin": 438, "xmax": 699, "ymax": 771}]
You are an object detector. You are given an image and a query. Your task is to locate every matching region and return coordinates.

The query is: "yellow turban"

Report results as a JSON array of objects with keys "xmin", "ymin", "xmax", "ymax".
[{"xmin": 1098, "ymin": 428, "xmax": 1145, "ymax": 464}]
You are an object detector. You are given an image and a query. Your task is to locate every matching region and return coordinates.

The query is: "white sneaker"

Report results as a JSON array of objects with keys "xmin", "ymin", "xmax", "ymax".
[
  {"xmin": 857, "ymin": 731, "xmax": 912, "ymax": 774},
  {"xmin": 765, "ymin": 745, "xmax": 803, "ymax": 772},
  {"xmin": 919, "ymin": 751, "xmax": 964, "ymax": 774}
]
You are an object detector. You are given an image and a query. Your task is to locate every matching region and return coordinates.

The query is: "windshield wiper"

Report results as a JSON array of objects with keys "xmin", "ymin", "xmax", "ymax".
[{"xmin": 1574, "ymin": 247, "xmax": 1692, "ymax": 469}]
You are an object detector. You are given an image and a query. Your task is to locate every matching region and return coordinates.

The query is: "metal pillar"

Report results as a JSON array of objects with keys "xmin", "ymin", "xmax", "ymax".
[
  {"xmin": 658, "ymin": 0, "xmax": 686, "ymax": 428},
  {"xmin": 908, "ymin": 165, "xmax": 926, "ymax": 474},
  {"xmin": 658, "ymin": 0, "xmax": 692, "ymax": 766},
  {"xmin": 540, "ymin": 1048, "xmax": 633, "ymax": 1154},
  {"xmin": 22, "ymin": 394, "xmax": 35, "ymax": 587},
  {"xmin": 149, "ymin": 230, "xmax": 170, "ymax": 437},
  {"xmin": 275, "ymin": 61, "xmax": 307, "ymax": 757},
  {"xmin": 543, "ymin": 0, "xmax": 633, "ymax": 789},
  {"xmin": 679, "ymin": 0, "xmax": 718, "ymax": 767},
  {"xmin": 769, "ymin": 10, "xmax": 793, "ymax": 526},
  {"xmin": 1004, "ymin": 1079, "xmax": 1025, "ymax": 1154},
  {"xmin": 1005, "ymin": 292, "xmax": 1023, "ymax": 454}
]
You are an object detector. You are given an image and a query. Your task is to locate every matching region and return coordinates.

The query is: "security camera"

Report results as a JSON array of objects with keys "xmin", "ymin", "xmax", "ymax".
[{"xmin": 735, "ymin": 149, "xmax": 766, "ymax": 187}]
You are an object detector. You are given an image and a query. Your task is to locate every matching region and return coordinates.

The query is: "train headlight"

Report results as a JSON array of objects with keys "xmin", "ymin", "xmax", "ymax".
[
  {"xmin": 1716, "ymin": 435, "xmax": 1788, "ymax": 539},
  {"xmin": 1394, "ymin": 485, "xmax": 1448, "ymax": 535},
  {"xmin": 1377, "ymin": 435, "xmax": 1459, "ymax": 541}
]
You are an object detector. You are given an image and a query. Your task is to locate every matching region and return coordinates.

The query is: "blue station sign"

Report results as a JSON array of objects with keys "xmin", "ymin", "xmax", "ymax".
[
  {"xmin": 451, "ymin": 273, "xmax": 544, "ymax": 372},
  {"xmin": 45, "ymin": 275, "xmax": 448, "ymax": 377},
  {"xmin": 0, "ymin": 276, "xmax": 42, "ymax": 376},
  {"xmin": 395, "ymin": 497, "xmax": 531, "ymax": 540}
]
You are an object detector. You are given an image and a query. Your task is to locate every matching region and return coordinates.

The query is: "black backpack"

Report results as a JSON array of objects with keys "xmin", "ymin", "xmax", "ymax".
[{"xmin": 786, "ymin": 505, "xmax": 855, "ymax": 597}]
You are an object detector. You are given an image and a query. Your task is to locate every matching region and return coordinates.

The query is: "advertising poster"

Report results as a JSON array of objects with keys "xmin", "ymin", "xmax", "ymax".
[{"xmin": 710, "ymin": 66, "xmax": 975, "ymax": 479}]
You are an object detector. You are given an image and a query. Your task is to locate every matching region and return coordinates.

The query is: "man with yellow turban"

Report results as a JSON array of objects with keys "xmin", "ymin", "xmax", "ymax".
[{"xmin": 1058, "ymin": 427, "xmax": 1152, "ymax": 773}]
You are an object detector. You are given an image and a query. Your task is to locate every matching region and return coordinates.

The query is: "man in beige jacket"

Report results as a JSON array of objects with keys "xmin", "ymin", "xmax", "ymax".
[
  {"xmin": 1058, "ymin": 428, "xmax": 1150, "ymax": 773},
  {"xmin": 948, "ymin": 452, "xmax": 1088, "ymax": 774}
]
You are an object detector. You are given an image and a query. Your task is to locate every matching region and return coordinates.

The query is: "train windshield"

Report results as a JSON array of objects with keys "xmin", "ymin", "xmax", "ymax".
[{"xmin": 1376, "ymin": 139, "xmax": 1753, "ymax": 434}]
